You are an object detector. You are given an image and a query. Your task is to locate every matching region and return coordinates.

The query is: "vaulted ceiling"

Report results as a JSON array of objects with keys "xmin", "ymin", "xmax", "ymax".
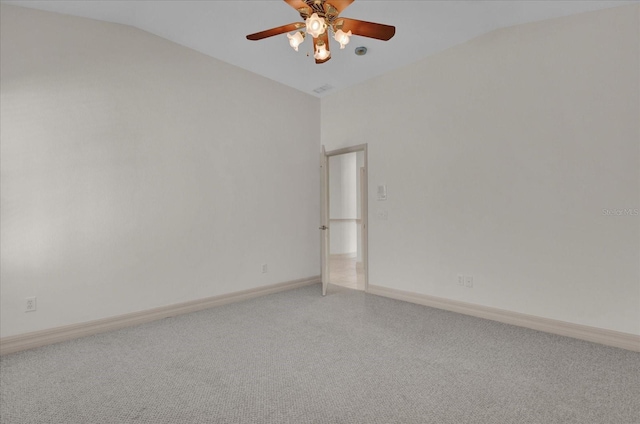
[{"xmin": 3, "ymin": 0, "xmax": 636, "ymax": 97}]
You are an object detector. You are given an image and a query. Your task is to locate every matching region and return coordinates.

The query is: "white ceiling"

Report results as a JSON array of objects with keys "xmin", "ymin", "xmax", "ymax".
[{"xmin": 3, "ymin": 0, "xmax": 637, "ymax": 97}]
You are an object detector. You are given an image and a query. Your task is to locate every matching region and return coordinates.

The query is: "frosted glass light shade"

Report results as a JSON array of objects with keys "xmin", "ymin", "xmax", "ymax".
[
  {"xmin": 314, "ymin": 43, "xmax": 330, "ymax": 61},
  {"xmin": 305, "ymin": 13, "xmax": 327, "ymax": 38},
  {"xmin": 333, "ymin": 29, "xmax": 352, "ymax": 49},
  {"xmin": 287, "ymin": 31, "xmax": 305, "ymax": 51}
]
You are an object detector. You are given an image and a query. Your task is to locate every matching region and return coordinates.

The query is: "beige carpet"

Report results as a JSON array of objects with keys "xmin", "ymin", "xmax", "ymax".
[{"xmin": 1, "ymin": 284, "xmax": 639, "ymax": 423}]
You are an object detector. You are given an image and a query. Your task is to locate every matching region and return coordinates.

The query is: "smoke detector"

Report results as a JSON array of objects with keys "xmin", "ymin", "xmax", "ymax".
[{"xmin": 355, "ymin": 46, "xmax": 367, "ymax": 56}]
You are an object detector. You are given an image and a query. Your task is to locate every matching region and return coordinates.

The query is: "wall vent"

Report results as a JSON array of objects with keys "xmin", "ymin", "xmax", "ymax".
[{"xmin": 313, "ymin": 84, "xmax": 333, "ymax": 94}]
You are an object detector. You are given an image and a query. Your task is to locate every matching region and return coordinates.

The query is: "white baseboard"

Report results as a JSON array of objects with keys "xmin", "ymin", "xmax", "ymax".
[
  {"xmin": 367, "ymin": 284, "xmax": 640, "ymax": 352},
  {"xmin": 0, "ymin": 276, "xmax": 320, "ymax": 356}
]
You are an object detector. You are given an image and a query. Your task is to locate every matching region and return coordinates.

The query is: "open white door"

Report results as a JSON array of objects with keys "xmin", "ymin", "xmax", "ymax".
[{"xmin": 320, "ymin": 145, "xmax": 330, "ymax": 296}]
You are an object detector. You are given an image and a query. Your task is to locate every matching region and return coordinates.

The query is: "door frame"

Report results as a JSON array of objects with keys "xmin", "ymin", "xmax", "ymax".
[{"xmin": 321, "ymin": 143, "xmax": 369, "ymax": 294}]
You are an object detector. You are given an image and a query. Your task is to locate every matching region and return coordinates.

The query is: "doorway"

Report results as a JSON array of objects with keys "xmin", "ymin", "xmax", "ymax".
[{"xmin": 320, "ymin": 144, "xmax": 368, "ymax": 295}]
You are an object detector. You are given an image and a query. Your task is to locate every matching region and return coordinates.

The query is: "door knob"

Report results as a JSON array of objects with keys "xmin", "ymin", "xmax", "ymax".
[{"xmin": 319, "ymin": 225, "xmax": 328, "ymax": 230}]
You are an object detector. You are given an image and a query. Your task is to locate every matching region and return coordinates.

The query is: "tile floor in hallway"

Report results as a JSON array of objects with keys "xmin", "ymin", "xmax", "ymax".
[{"xmin": 329, "ymin": 254, "xmax": 365, "ymax": 290}]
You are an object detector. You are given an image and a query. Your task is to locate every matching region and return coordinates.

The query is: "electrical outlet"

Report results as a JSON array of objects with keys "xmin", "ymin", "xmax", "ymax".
[
  {"xmin": 25, "ymin": 297, "xmax": 37, "ymax": 312},
  {"xmin": 465, "ymin": 276, "xmax": 474, "ymax": 288},
  {"xmin": 457, "ymin": 275, "xmax": 465, "ymax": 286},
  {"xmin": 261, "ymin": 264, "xmax": 268, "ymax": 274}
]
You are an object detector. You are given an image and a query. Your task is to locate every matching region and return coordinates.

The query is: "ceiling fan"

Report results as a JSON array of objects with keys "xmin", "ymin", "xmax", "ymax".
[{"xmin": 246, "ymin": 0, "xmax": 395, "ymax": 64}]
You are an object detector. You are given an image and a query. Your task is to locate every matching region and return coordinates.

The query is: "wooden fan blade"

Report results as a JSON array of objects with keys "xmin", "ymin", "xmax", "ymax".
[
  {"xmin": 338, "ymin": 17, "xmax": 395, "ymax": 41},
  {"xmin": 312, "ymin": 32, "xmax": 331, "ymax": 64},
  {"xmin": 327, "ymin": 0, "xmax": 354, "ymax": 14},
  {"xmin": 283, "ymin": 0, "xmax": 310, "ymax": 12},
  {"xmin": 246, "ymin": 23, "xmax": 305, "ymax": 41}
]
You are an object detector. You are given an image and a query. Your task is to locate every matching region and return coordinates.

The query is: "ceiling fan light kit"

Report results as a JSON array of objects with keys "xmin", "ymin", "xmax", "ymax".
[
  {"xmin": 306, "ymin": 13, "xmax": 327, "ymax": 38},
  {"xmin": 287, "ymin": 31, "xmax": 305, "ymax": 51},
  {"xmin": 314, "ymin": 40, "xmax": 331, "ymax": 61},
  {"xmin": 246, "ymin": 0, "xmax": 395, "ymax": 64},
  {"xmin": 334, "ymin": 29, "xmax": 352, "ymax": 49}
]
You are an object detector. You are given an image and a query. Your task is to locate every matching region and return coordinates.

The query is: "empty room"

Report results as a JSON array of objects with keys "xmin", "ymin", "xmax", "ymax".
[{"xmin": 1, "ymin": 1, "xmax": 639, "ymax": 423}]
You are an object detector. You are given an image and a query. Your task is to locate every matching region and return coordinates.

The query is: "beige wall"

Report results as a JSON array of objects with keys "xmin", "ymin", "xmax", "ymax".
[
  {"xmin": 322, "ymin": 5, "xmax": 640, "ymax": 334},
  {"xmin": 2, "ymin": 3, "xmax": 638, "ymax": 339},
  {"xmin": 0, "ymin": 5, "xmax": 321, "ymax": 337}
]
